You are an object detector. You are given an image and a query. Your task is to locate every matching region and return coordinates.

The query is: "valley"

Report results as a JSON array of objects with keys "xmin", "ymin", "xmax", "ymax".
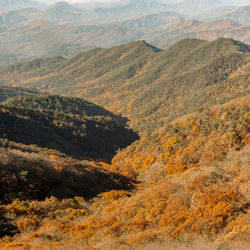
[
  {"xmin": 0, "ymin": 37, "xmax": 249, "ymax": 249},
  {"xmin": 0, "ymin": 1, "xmax": 249, "ymax": 249}
]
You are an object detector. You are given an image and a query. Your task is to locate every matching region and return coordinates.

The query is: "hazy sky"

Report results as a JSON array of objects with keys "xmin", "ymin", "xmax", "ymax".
[
  {"xmin": 39, "ymin": 0, "xmax": 250, "ymax": 5},
  {"xmin": 44, "ymin": 0, "xmax": 249, "ymax": 3},
  {"xmin": 38, "ymin": 0, "xmax": 114, "ymax": 3},
  {"xmin": 68, "ymin": 0, "xmax": 107, "ymax": 2}
]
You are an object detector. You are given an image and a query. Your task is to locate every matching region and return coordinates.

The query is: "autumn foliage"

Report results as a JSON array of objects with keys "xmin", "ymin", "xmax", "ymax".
[{"xmin": 0, "ymin": 37, "xmax": 249, "ymax": 250}]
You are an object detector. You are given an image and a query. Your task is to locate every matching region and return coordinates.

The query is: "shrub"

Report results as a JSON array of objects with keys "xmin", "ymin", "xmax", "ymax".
[
  {"xmin": 0, "ymin": 138, "xmax": 9, "ymax": 148},
  {"xmin": 100, "ymin": 190, "xmax": 129, "ymax": 202},
  {"xmin": 16, "ymin": 217, "xmax": 39, "ymax": 232}
]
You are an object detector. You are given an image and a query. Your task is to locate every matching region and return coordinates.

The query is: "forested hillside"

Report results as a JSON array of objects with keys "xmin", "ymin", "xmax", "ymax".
[
  {"xmin": 0, "ymin": 141, "xmax": 133, "ymax": 203},
  {"xmin": 0, "ymin": 38, "xmax": 249, "ymax": 249},
  {"xmin": 0, "ymin": 96, "xmax": 248, "ymax": 249},
  {"xmin": 2, "ymin": 95, "xmax": 127, "ymax": 123},
  {"xmin": 0, "ymin": 96, "xmax": 138, "ymax": 160},
  {"xmin": 1, "ymin": 38, "xmax": 249, "ymax": 132},
  {"xmin": 0, "ymin": 86, "xmax": 43, "ymax": 102},
  {"xmin": 0, "ymin": 91, "xmax": 139, "ymax": 241}
]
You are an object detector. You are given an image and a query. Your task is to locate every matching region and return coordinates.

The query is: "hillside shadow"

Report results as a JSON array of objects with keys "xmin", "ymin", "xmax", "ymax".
[
  {"xmin": 0, "ymin": 149, "xmax": 136, "ymax": 203},
  {"xmin": 0, "ymin": 106, "xmax": 139, "ymax": 162}
]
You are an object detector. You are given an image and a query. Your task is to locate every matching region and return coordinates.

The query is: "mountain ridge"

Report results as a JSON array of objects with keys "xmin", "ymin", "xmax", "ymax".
[
  {"xmin": 1, "ymin": 38, "xmax": 249, "ymax": 132},
  {"xmin": 0, "ymin": 2, "xmax": 249, "ymax": 249}
]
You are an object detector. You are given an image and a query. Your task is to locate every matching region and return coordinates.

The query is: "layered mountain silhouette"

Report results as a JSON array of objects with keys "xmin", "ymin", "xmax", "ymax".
[
  {"xmin": 0, "ymin": 14, "xmax": 249, "ymax": 66},
  {"xmin": 0, "ymin": 2, "xmax": 249, "ymax": 248},
  {"xmin": 0, "ymin": 0, "xmax": 249, "ymax": 66},
  {"xmin": 217, "ymin": 4, "xmax": 250, "ymax": 25},
  {"xmin": 1, "ymin": 38, "xmax": 249, "ymax": 132}
]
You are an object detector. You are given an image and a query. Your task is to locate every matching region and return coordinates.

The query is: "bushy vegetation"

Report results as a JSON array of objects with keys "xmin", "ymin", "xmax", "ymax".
[
  {"xmin": 112, "ymin": 96, "xmax": 250, "ymax": 178},
  {"xmin": 0, "ymin": 143, "xmax": 134, "ymax": 203},
  {"xmin": 0, "ymin": 39, "xmax": 249, "ymax": 249},
  {"xmin": 2, "ymin": 95, "xmax": 127, "ymax": 124},
  {"xmin": 0, "ymin": 98, "xmax": 249, "ymax": 249},
  {"xmin": 0, "ymin": 86, "xmax": 42, "ymax": 103},
  {"xmin": 0, "ymin": 98, "xmax": 138, "ymax": 160},
  {"xmin": 0, "ymin": 38, "xmax": 249, "ymax": 133}
]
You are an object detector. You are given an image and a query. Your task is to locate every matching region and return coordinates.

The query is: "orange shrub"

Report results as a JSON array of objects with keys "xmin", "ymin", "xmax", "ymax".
[
  {"xmin": 159, "ymin": 189, "xmax": 239, "ymax": 238},
  {"xmin": 16, "ymin": 217, "xmax": 39, "ymax": 232},
  {"xmin": 6, "ymin": 199, "xmax": 28, "ymax": 215},
  {"xmin": 100, "ymin": 190, "xmax": 129, "ymax": 202},
  {"xmin": 166, "ymin": 158, "xmax": 197, "ymax": 175},
  {"xmin": 2, "ymin": 242, "xmax": 29, "ymax": 249},
  {"xmin": 142, "ymin": 155, "xmax": 155, "ymax": 171}
]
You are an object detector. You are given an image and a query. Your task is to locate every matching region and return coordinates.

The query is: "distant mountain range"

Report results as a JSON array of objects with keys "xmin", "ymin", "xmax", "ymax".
[
  {"xmin": 1, "ymin": 0, "xmax": 249, "ymax": 24},
  {"xmin": 147, "ymin": 19, "xmax": 250, "ymax": 48},
  {"xmin": 217, "ymin": 4, "xmax": 250, "ymax": 25},
  {"xmin": 0, "ymin": 0, "xmax": 249, "ymax": 66},
  {"xmin": 0, "ymin": 12, "xmax": 248, "ymax": 67},
  {"xmin": 0, "ymin": 7, "xmax": 42, "ymax": 26},
  {"xmin": 163, "ymin": 0, "xmax": 223, "ymax": 15},
  {"xmin": 219, "ymin": 0, "xmax": 250, "ymax": 5}
]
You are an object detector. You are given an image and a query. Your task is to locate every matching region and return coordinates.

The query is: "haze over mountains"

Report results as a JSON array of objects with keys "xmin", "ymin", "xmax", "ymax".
[
  {"xmin": 0, "ymin": 0, "xmax": 45, "ymax": 12},
  {"xmin": 0, "ymin": 0, "xmax": 249, "ymax": 66},
  {"xmin": 0, "ymin": 0, "xmax": 250, "ymax": 249}
]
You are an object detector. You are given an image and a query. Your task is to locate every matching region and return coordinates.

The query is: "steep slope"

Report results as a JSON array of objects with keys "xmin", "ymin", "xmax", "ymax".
[
  {"xmin": 0, "ymin": 40, "xmax": 161, "ymax": 91},
  {"xmin": 0, "ymin": 143, "xmax": 133, "ymax": 203},
  {"xmin": 1, "ymin": 38, "xmax": 249, "ymax": 132},
  {"xmin": 0, "ymin": 86, "xmax": 43, "ymax": 102},
  {"xmin": 0, "ymin": 97, "xmax": 138, "ymax": 160},
  {"xmin": 0, "ymin": 33, "xmax": 249, "ymax": 250},
  {"xmin": 2, "ymin": 95, "xmax": 127, "ymax": 123},
  {"xmin": 0, "ymin": 96, "xmax": 249, "ymax": 249},
  {"xmin": 0, "ymin": 8, "xmax": 41, "ymax": 26},
  {"xmin": 218, "ymin": 5, "xmax": 250, "ymax": 25},
  {"xmin": 148, "ymin": 19, "xmax": 250, "ymax": 48},
  {"xmin": 42, "ymin": 2, "xmax": 83, "ymax": 24},
  {"xmin": 124, "ymin": 38, "xmax": 249, "ymax": 130},
  {"xmin": 0, "ymin": 93, "xmax": 138, "ymax": 237}
]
